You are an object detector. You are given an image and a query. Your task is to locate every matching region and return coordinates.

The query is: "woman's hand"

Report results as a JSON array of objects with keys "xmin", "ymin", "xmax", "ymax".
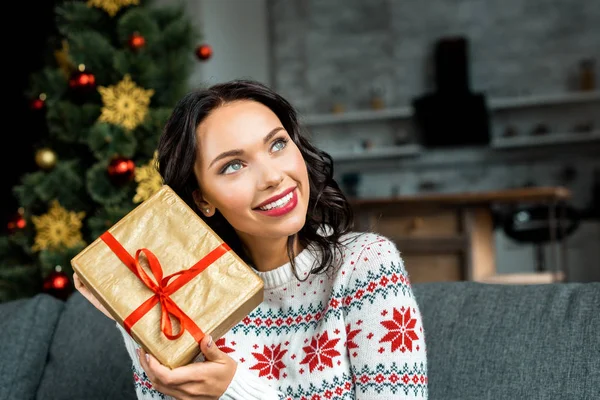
[
  {"xmin": 138, "ymin": 334, "xmax": 237, "ymax": 400},
  {"xmin": 73, "ymin": 272, "xmax": 115, "ymax": 321}
]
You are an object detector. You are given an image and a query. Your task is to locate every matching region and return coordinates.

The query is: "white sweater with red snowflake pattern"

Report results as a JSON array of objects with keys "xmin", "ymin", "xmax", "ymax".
[{"xmin": 117, "ymin": 232, "xmax": 428, "ymax": 399}]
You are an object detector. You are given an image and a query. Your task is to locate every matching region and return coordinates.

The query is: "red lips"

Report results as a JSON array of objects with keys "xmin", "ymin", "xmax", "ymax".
[{"xmin": 254, "ymin": 186, "xmax": 297, "ymax": 209}]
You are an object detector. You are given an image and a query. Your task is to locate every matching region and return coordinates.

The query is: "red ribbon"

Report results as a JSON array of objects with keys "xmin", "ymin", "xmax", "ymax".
[{"xmin": 100, "ymin": 231, "xmax": 230, "ymax": 344}]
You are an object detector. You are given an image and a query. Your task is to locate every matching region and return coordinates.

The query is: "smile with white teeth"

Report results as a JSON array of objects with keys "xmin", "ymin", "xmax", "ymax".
[{"xmin": 258, "ymin": 191, "xmax": 293, "ymax": 211}]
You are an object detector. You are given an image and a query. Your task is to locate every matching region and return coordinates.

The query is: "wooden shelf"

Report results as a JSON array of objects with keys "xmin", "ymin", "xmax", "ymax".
[
  {"xmin": 477, "ymin": 271, "xmax": 565, "ymax": 285},
  {"xmin": 491, "ymin": 131, "xmax": 600, "ymax": 149},
  {"xmin": 329, "ymin": 143, "xmax": 422, "ymax": 161},
  {"xmin": 301, "ymin": 106, "xmax": 412, "ymax": 126},
  {"xmin": 301, "ymin": 91, "xmax": 599, "ymax": 127},
  {"xmin": 488, "ymin": 90, "xmax": 600, "ymax": 111},
  {"xmin": 351, "ymin": 186, "xmax": 572, "ymax": 207}
]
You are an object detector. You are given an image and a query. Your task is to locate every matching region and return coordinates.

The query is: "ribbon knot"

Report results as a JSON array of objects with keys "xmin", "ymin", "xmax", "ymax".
[
  {"xmin": 133, "ymin": 248, "xmax": 189, "ymax": 340},
  {"xmin": 100, "ymin": 231, "xmax": 230, "ymax": 345}
]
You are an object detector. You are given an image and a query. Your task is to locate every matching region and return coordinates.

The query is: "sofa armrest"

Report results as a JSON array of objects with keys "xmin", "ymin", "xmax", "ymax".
[
  {"xmin": 0, "ymin": 294, "xmax": 65, "ymax": 400},
  {"xmin": 35, "ymin": 291, "xmax": 136, "ymax": 400}
]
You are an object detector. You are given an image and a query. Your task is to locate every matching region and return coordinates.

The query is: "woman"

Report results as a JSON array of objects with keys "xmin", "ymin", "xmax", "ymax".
[{"xmin": 75, "ymin": 79, "xmax": 428, "ymax": 399}]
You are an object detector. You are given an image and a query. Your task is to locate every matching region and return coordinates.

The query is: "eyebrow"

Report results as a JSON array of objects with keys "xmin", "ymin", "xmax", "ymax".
[{"xmin": 208, "ymin": 127, "xmax": 285, "ymax": 169}]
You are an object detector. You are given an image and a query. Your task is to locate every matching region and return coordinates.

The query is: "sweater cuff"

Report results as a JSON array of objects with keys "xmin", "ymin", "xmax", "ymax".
[{"xmin": 220, "ymin": 366, "xmax": 282, "ymax": 400}]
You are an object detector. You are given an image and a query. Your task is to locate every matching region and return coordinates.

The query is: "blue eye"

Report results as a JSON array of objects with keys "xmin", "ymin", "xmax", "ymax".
[
  {"xmin": 222, "ymin": 161, "xmax": 243, "ymax": 175},
  {"xmin": 271, "ymin": 138, "xmax": 288, "ymax": 152}
]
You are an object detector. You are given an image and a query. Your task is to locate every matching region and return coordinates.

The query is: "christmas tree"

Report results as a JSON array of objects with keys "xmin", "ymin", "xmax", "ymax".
[{"xmin": 0, "ymin": 0, "xmax": 207, "ymax": 302}]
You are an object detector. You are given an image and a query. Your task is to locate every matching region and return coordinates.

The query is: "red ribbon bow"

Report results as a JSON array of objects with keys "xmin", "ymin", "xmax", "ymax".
[{"xmin": 100, "ymin": 231, "xmax": 230, "ymax": 344}]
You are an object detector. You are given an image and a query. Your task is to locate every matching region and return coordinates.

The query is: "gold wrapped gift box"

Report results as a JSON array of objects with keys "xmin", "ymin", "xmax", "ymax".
[{"xmin": 71, "ymin": 185, "xmax": 263, "ymax": 369}]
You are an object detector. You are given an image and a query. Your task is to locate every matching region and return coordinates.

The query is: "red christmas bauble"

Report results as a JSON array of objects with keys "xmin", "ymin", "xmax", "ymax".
[
  {"xmin": 69, "ymin": 70, "xmax": 96, "ymax": 91},
  {"xmin": 31, "ymin": 98, "xmax": 45, "ymax": 110},
  {"xmin": 43, "ymin": 267, "xmax": 73, "ymax": 301},
  {"xmin": 107, "ymin": 156, "xmax": 135, "ymax": 186},
  {"xmin": 195, "ymin": 44, "xmax": 212, "ymax": 61},
  {"xmin": 31, "ymin": 94, "xmax": 46, "ymax": 110},
  {"xmin": 6, "ymin": 212, "xmax": 26, "ymax": 234},
  {"xmin": 128, "ymin": 32, "xmax": 146, "ymax": 50}
]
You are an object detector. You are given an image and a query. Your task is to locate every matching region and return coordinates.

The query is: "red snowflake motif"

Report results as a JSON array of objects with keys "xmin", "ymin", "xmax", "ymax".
[
  {"xmin": 300, "ymin": 331, "xmax": 341, "ymax": 373},
  {"xmin": 249, "ymin": 344, "xmax": 288, "ymax": 379},
  {"xmin": 379, "ymin": 307, "xmax": 419, "ymax": 352},
  {"xmin": 367, "ymin": 282, "xmax": 377, "ymax": 292},
  {"xmin": 345, "ymin": 324, "xmax": 361, "ymax": 356},
  {"xmin": 214, "ymin": 337, "xmax": 235, "ymax": 354}
]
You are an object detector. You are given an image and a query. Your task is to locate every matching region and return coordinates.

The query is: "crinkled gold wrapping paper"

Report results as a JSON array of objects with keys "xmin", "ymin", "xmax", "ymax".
[{"xmin": 71, "ymin": 185, "xmax": 264, "ymax": 369}]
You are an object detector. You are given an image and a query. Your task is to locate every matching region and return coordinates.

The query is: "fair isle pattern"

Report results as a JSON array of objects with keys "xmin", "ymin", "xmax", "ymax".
[
  {"xmin": 274, "ymin": 362, "xmax": 427, "ymax": 400},
  {"xmin": 353, "ymin": 362, "xmax": 428, "ymax": 397},
  {"xmin": 232, "ymin": 262, "xmax": 413, "ymax": 337},
  {"xmin": 132, "ymin": 365, "xmax": 165, "ymax": 399},
  {"xmin": 279, "ymin": 374, "xmax": 362, "ymax": 399},
  {"xmin": 117, "ymin": 232, "xmax": 428, "ymax": 399},
  {"xmin": 343, "ymin": 262, "xmax": 415, "ymax": 310}
]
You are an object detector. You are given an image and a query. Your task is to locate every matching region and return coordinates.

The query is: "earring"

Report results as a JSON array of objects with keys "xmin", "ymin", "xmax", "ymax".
[{"xmin": 204, "ymin": 208, "xmax": 210, "ymax": 214}]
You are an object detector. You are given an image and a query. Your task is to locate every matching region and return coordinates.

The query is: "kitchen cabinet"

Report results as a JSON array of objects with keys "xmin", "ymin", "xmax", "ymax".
[{"xmin": 351, "ymin": 187, "xmax": 571, "ymax": 284}]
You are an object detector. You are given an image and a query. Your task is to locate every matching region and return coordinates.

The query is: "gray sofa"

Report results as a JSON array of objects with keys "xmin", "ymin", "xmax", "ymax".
[{"xmin": 1, "ymin": 281, "xmax": 598, "ymax": 400}]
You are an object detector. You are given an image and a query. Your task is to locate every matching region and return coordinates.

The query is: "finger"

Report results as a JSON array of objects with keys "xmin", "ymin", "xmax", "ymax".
[
  {"xmin": 138, "ymin": 347, "xmax": 154, "ymax": 378},
  {"xmin": 142, "ymin": 354, "xmax": 205, "ymax": 399},
  {"xmin": 200, "ymin": 335, "xmax": 222, "ymax": 362},
  {"xmin": 139, "ymin": 348, "xmax": 177, "ymax": 385},
  {"xmin": 73, "ymin": 273, "xmax": 83, "ymax": 289},
  {"xmin": 138, "ymin": 349, "xmax": 184, "ymax": 398},
  {"xmin": 73, "ymin": 274, "xmax": 90, "ymax": 298},
  {"xmin": 158, "ymin": 357, "xmax": 207, "ymax": 385},
  {"xmin": 73, "ymin": 273, "xmax": 90, "ymax": 295},
  {"xmin": 138, "ymin": 348, "xmax": 163, "ymax": 393}
]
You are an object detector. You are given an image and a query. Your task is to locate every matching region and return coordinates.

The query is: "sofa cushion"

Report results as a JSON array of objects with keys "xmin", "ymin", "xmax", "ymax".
[
  {"xmin": 0, "ymin": 294, "xmax": 65, "ymax": 400},
  {"xmin": 36, "ymin": 292, "xmax": 136, "ymax": 400},
  {"xmin": 413, "ymin": 281, "xmax": 600, "ymax": 400}
]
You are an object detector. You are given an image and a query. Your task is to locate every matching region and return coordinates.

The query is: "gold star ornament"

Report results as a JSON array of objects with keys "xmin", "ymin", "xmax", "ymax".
[
  {"xmin": 98, "ymin": 74, "xmax": 154, "ymax": 131},
  {"xmin": 32, "ymin": 200, "xmax": 86, "ymax": 252},
  {"xmin": 133, "ymin": 151, "xmax": 163, "ymax": 203},
  {"xmin": 87, "ymin": 0, "xmax": 139, "ymax": 17}
]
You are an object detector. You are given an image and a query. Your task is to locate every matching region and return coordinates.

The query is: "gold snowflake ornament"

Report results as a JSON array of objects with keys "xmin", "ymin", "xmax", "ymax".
[
  {"xmin": 54, "ymin": 40, "xmax": 74, "ymax": 78},
  {"xmin": 134, "ymin": 151, "xmax": 163, "ymax": 203},
  {"xmin": 98, "ymin": 74, "xmax": 154, "ymax": 131},
  {"xmin": 87, "ymin": 0, "xmax": 140, "ymax": 17},
  {"xmin": 32, "ymin": 200, "xmax": 86, "ymax": 252}
]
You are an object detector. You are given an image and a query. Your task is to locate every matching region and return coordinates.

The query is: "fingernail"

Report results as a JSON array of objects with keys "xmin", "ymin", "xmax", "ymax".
[
  {"xmin": 207, "ymin": 336, "xmax": 213, "ymax": 348},
  {"xmin": 146, "ymin": 354, "xmax": 150, "ymax": 363}
]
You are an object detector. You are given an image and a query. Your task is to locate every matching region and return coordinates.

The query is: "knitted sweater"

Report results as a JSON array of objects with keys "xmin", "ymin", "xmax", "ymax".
[{"xmin": 117, "ymin": 231, "xmax": 428, "ymax": 399}]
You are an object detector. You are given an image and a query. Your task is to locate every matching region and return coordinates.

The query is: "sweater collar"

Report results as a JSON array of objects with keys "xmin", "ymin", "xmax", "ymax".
[{"xmin": 253, "ymin": 243, "xmax": 320, "ymax": 289}]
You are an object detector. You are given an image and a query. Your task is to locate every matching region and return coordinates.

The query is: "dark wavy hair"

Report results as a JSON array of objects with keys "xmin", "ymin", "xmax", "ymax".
[{"xmin": 157, "ymin": 79, "xmax": 354, "ymax": 279}]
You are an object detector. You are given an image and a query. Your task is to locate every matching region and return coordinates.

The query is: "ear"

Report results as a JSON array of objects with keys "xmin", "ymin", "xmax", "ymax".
[{"xmin": 192, "ymin": 189, "xmax": 215, "ymax": 217}]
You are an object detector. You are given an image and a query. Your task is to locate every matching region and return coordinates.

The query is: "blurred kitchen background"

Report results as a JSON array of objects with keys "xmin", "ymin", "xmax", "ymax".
[{"xmin": 3, "ymin": 0, "xmax": 599, "ymax": 300}]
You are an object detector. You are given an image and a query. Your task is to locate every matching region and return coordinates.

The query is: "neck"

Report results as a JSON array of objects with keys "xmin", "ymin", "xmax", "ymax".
[{"xmin": 238, "ymin": 233, "xmax": 303, "ymax": 272}]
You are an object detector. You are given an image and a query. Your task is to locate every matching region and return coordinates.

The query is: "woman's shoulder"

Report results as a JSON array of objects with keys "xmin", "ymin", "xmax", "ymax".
[
  {"xmin": 340, "ymin": 230, "xmax": 398, "ymax": 251},
  {"xmin": 335, "ymin": 231, "xmax": 408, "ymax": 282},
  {"xmin": 336, "ymin": 231, "xmax": 403, "ymax": 266}
]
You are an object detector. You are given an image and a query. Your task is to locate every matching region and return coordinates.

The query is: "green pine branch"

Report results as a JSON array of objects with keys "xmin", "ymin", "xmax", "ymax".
[{"xmin": 1, "ymin": 0, "xmax": 200, "ymax": 303}]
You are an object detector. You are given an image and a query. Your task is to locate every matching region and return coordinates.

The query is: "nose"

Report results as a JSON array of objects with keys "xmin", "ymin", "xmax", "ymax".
[{"xmin": 256, "ymin": 160, "xmax": 284, "ymax": 191}]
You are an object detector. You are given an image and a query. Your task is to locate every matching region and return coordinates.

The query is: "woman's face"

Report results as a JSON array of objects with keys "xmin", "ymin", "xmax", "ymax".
[{"xmin": 193, "ymin": 100, "xmax": 310, "ymax": 242}]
